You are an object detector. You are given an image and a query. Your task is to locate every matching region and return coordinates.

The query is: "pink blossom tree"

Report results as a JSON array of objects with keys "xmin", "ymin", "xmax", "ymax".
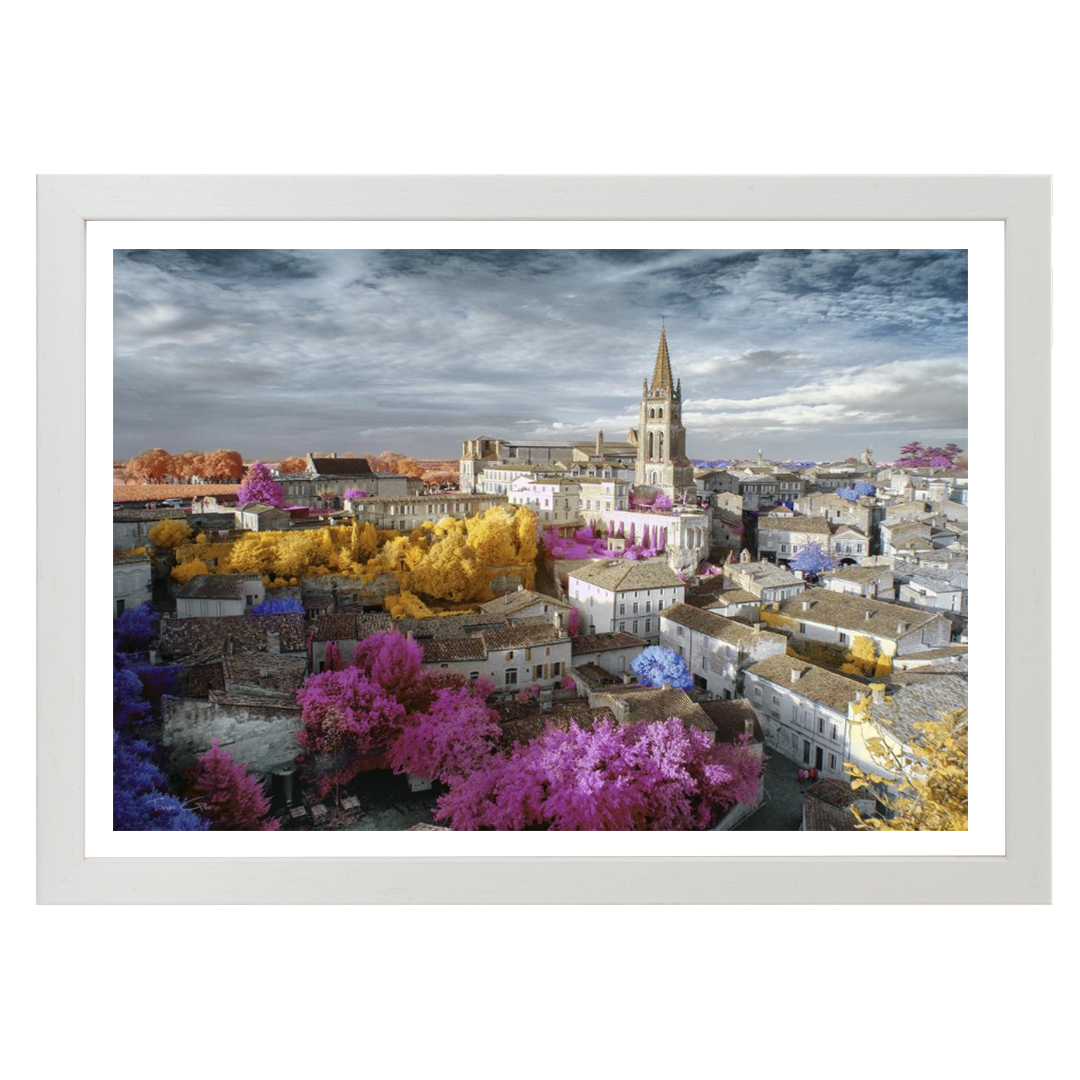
[
  {"xmin": 568, "ymin": 606, "xmax": 580, "ymax": 637},
  {"xmin": 435, "ymin": 717, "xmax": 764, "ymax": 831},
  {"xmin": 190, "ymin": 739, "xmax": 279, "ymax": 830},
  {"xmin": 389, "ymin": 684, "xmax": 501, "ymax": 784}
]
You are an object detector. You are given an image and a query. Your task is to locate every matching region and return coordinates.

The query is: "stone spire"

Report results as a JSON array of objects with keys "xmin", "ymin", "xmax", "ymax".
[{"xmin": 650, "ymin": 322, "xmax": 674, "ymax": 392}]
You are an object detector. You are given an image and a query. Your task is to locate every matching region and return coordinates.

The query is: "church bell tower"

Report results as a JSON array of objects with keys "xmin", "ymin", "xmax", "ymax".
[{"xmin": 634, "ymin": 324, "xmax": 696, "ymax": 500}]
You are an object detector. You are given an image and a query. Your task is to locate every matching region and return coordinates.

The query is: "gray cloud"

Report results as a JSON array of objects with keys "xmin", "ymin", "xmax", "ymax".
[{"xmin": 113, "ymin": 248, "xmax": 967, "ymax": 461}]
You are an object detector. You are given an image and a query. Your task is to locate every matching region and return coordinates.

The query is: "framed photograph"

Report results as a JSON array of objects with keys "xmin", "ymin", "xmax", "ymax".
[{"xmin": 38, "ymin": 175, "xmax": 1051, "ymax": 903}]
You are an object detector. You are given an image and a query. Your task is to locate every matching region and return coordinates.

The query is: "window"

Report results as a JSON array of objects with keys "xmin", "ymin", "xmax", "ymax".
[
  {"xmin": 645, "ymin": 600, "xmax": 652, "ymax": 613},
  {"xmin": 839, "ymin": 631, "xmax": 850, "ymax": 644},
  {"xmin": 644, "ymin": 619, "xmax": 651, "ymax": 633},
  {"xmin": 551, "ymin": 662, "xmax": 561, "ymax": 676},
  {"xmin": 534, "ymin": 665, "xmax": 544, "ymax": 679},
  {"xmin": 618, "ymin": 603, "xmax": 626, "ymax": 615},
  {"xmin": 818, "ymin": 717, "xmax": 824, "ymax": 734},
  {"xmin": 505, "ymin": 669, "xmax": 518, "ymax": 686},
  {"xmin": 632, "ymin": 620, "xmax": 639, "ymax": 634},
  {"xmin": 798, "ymin": 622, "xmax": 807, "ymax": 634},
  {"xmin": 469, "ymin": 672, "xmax": 480, "ymax": 680},
  {"xmin": 618, "ymin": 621, "xmax": 626, "ymax": 631},
  {"xmin": 831, "ymin": 724, "xmax": 838, "ymax": 742},
  {"xmin": 677, "ymin": 625, "xmax": 685, "ymax": 637},
  {"xmin": 829, "ymin": 753, "xmax": 838, "ymax": 771},
  {"xmin": 632, "ymin": 602, "xmax": 639, "ymax": 614},
  {"xmin": 803, "ymin": 740, "xmax": 812, "ymax": 764}
]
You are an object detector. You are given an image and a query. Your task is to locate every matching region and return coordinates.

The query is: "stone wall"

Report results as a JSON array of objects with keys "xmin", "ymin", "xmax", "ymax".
[{"xmin": 162, "ymin": 697, "xmax": 302, "ymax": 778}]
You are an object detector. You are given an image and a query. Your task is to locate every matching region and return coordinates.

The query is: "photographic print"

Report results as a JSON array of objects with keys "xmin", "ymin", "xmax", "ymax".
[{"xmin": 112, "ymin": 247, "xmax": 968, "ymax": 833}]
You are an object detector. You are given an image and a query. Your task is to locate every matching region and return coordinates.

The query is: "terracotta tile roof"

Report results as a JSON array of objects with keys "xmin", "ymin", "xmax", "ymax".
[
  {"xmin": 758, "ymin": 514, "xmax": 831, "ymax": 534},
  {"xmin": 773, "ymin": 588, "xmax": 942, "ymax": 639},
  {"xmin": 479, "ymin": 589, "xmax": 570, "ymax": 616},
  {"xmin": 746, "ymin": 654, "xmax": 865, "ymax": 713},
  {"xmin": 660, "ymin": 602, "xmax": 778, "ymax": 648},
  {"xmin": 395, "ymin": 613, "xmax": 512, "ymax": 640},
  {"xmin": 113, "ymin": 552, "xmax": 151, "ymax": 565},
  {"xmin": 498, "ymin": 704, "xmax": 617, "ymax": 747},
  {"xmin": 421, "ymin": 637, "xmax": 488, "ymax": 663},
  {"xmin": 803, "ymin": 779, "xmax": 861, "ymax": 831},
  {"xmin": 711, "ymin": 588, "xmax": 759, "ymax": 605},
  {"xmin": 175, "ymin": 574, "xmax": 263, "ymax": 600},
  {"xmin": 820, "ymin": 565, "xmax": 890, "ymax": 583},
  {"xmin": 569, "ymin": 560, "xmax": 685, "ymax": 592},
  {"xmin": 158, "ymin": 612, "xmax": 307, "ymax": 660},
  {"xmin": 480, "ymin": 622, "xmax": 568, "ymax": 651},
  {"xmin": 595, "ymin": 685, "xmax": 717, "ymax": 733},
  {"xmin": 309, "ymin": 612, "xmax": 394, "ymax": 642},
  {"xmin": 571, "ymin": 631, "xmax": 648, "ymax": 655},
  {"xmin": 699, "ymin": 699, "xmax": 764, "ymax": 744}
]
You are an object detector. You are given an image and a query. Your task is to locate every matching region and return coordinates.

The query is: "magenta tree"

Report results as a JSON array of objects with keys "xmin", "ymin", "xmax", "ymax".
[
  {"xmin": 190, "ymin": 739, "xmax": 279, "ymax": 830},
  {"xmin": 435, "ymin": 718, "xmax": 765, "ymax": 830},
  {"xmin": 237, "ymin": 460, "xmax": 286, "ymax": 508}
]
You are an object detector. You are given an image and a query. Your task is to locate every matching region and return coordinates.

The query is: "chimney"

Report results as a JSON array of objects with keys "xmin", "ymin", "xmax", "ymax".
[
  {"xmin": 661, "ymin": 681, "xmax": 671, "ymax": 690},
  {"xmin": 801, "ymin": 599, "xmax": 811, "ymax": 611},
  {"xmin": 790, "ymin": 668, "xmax": 803, "ymax": 683},
  {"xmin": 406, "ymin": 630, "xmax": 414, "ymax": 641},
  {"xmin": 553, "ymin": 611, "xmax": 566, "ymax": 637},
  {"xmin": 517, "ymin": 584, "xmax": 524, "ymax": 592},
  {"xmin": 744, "ymin": 712, "xmax": 754, "ymax": 736},
  {"xmin": 870, "ymin": 683, "xmax": 886, "ymax": 703},
  {"xmin": 622, "ymin": 672, "xmax": 633, "ymax": 684},
  {"xmin": 864, "ymin": 610, "xmax": 873, "ymax": 621},
  {"xmin": 897, "ymin": 621, "xmax": 909, "ymax": 633},
  {"xmin": 265, "ymin": 631, "xmax": 281, "ymax": 654}
]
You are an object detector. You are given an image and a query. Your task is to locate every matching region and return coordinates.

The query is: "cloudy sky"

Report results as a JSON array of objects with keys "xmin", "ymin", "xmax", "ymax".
[{"xmin": 114, "ymin": 248, "xmax": 967, "ymax": 462}]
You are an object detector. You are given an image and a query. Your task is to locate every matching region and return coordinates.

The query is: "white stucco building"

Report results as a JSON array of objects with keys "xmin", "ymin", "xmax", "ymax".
[
  {"xmin": 567, "ymin": 560, "xmax": 685, "ymax": 642},
  {"xmin": 113, "ymin": 552, "xmax": 153, "ymax": 618}
]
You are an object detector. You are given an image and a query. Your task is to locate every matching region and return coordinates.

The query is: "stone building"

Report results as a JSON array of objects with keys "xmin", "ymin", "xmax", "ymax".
[
  {"xmin": 277, "ymin": 454, "xmax": 421, "ymax": 509},
  {"xmin": 174, "ymin": 574, "xmax": 265, "ymax": 618},
  {"xmin": 113, "ymin": 551, "xmax": 152, "ymax": 617},
  {"xmin": 658, "ymin": 601, "xmax": 788, "ymax": 699},
  {"xmin": 634, "ymin": 325, "xmax": 696, "ymax": 501},
  {"xmin": 347, "ymin": 491, "xmax": 508, "ymax": 531},
  {"xmin": 161, "ymin": 649, "xmax": 308, "ymax": 778}
]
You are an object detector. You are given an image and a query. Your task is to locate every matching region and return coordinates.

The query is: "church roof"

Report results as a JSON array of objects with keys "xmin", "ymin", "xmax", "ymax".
[{"xmin": 650, "ymin": 325, "xmax": 674, "ymax": 392}]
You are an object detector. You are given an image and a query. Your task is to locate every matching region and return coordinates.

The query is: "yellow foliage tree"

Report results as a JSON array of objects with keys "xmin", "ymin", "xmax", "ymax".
[
  {"xmin": 171, "ymin": 558, "xmax": 209, "ymax": 584},
  {"xmin": 844, "ymin": 634, "xmax": 878, "ymax": 676},
  {"xmin": 350, "ymin": 520, "xmax": 380, "ymax": 562},
  {"xmin": 465, "ymin": 507, "xmax": 519, "ymax": 565},
  {"xmin": 410, "ymin": 531, "xmax": 489, "ymax": 603},
  {"xmin": 148, "ymin": 518, "xmax": 193, "ymax": 549},
  {"xmin": 846, "ymin": 708, "xmax": 968, "ymax": 831},
  {"xmin": 384, "ymin": 591, "xmax": 436, "ymax": 619}
]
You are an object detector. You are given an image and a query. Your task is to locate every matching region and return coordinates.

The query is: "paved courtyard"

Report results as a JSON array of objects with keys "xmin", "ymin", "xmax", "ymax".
[{"xmin": 734, "ymin": 749, "xmax": 809, "ymax": 831}]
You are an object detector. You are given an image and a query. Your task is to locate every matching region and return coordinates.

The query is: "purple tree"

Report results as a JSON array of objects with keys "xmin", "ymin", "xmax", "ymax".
[
  {"xmin": 653, "ymin": 492, "xmax": 673, "ymax": 512},
  {"xmin": 790, "ymin": 541, "xmax": 837, "ymax": 578},
  {"xmin": 342, "ymin": 488, "xmax": 370, "ymax": 499},
  {"xmin": 236, "ymin": 461, "xmax": 285, "ymax": 508},
  {"xmin": 630, "ymin": 645, "xmax": 695, "ymax": 690},
  {"xmin": 114, "ymin": 602, "xmax": 159, "ymax": 654}
]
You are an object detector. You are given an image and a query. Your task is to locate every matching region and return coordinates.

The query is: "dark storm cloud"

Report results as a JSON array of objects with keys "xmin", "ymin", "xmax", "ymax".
[{"xmin": 113, "ymin": 247, "xmax": 967, "ymax": 461}]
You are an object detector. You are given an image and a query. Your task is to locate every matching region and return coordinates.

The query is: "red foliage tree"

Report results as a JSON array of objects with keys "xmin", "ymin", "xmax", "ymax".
[{"xmin": 190, "ymin": 739, "xmax": 279, "ymax": 830}]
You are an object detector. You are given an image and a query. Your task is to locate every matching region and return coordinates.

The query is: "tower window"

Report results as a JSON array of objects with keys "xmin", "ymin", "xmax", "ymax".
[{"xmin": 657, "ymin": 408, "xmax": 663, "ymax": 419}]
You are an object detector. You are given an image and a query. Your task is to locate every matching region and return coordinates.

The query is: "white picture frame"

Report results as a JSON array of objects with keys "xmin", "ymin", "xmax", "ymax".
[{"xmin": 38, "ymin": 174, "xmax": 1051, "ymax": 904}]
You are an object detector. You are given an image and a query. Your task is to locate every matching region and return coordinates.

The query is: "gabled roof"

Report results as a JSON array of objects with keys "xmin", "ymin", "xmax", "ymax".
[
  {"xmin": 746, "ymin": 654, "xmax": 865, "ymax": 713},
  {"xmin": 176, "ymin": 574, "xmax": 263, "ymax": 600},
  {"xmin": 569, "ymin": 560, "xmax": 684, "ymax": 592},
  {"xmin": 479, "ymin": 589, "xmax": 570, "ymax": 616},
  {"xmin": 307, "ymin": 457, "xmax": 373, "ymax": 476},
  {"xmin": 571, "ymin": 631, "xmax": 648, "ymax": 655}
]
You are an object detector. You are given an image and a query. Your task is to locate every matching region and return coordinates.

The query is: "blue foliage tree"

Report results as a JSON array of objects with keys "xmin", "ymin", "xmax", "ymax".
[
  {"xmin": 836, "ymin": 482, "xmax": 875, "ymax": 502},
  {"xmin": 249, "ymin": 596, "xmax": 304, "ymax": 615},
  {"xmin": 631, "ymin": 646, "xmax": 695, "ymax": 690},
  {"xmin": 113, "ymin": 733, "xmax": 208, "ymax": 831},
  {"xmin": 114, "ymin": 602, "xmax": 159, "ymax": 654},
  {"xmin": 789, "ymin": 541, "xmax": 837, "ymax": 577}
]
